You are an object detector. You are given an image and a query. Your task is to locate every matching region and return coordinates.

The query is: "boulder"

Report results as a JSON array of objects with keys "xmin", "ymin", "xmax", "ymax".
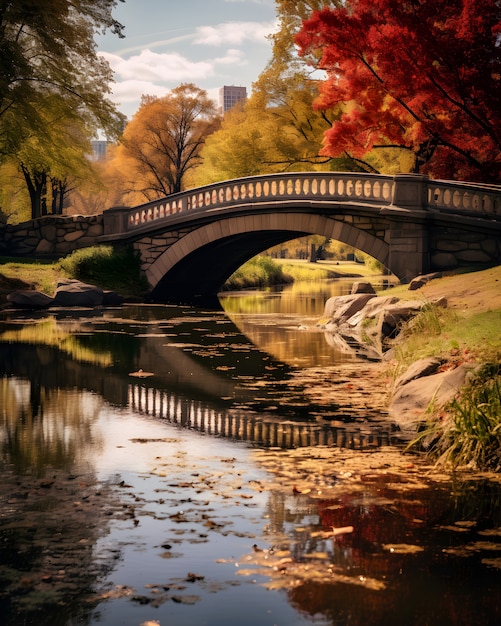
[
  {"xmin": 408, "ymin": 272, "xmax": 442, "ymax": 291},
  {"xmin": 394, "ymin": 357, "xmax": 443, "ymax": 388},
  {"xmin": 345, "ymin": 295, "xmax": 399, "ymax": 327},
  {"xmin": 54, "ymin": 280, "xmax": 104, "ymax": 307},
  {"xmin": 6, "ymin": 290, "xmax": 54, "ymax": 308},
  {"xmin": 351, "ymin": 281, "xmax": 376, "ymax": 295},
  {"xmin": 102, "ymin": 290, "xmax": 125, "ymax": 306},
  {"xmin": 324, "ymin": 293, "xmax": 376, "ymax": 324},
  {"xmin": 376, "ymin": 300, "xmax": 426, "ymax": 339},
  {"xmin": 389, "ymin": 362, "xmax": 476, "ymax": 425}
]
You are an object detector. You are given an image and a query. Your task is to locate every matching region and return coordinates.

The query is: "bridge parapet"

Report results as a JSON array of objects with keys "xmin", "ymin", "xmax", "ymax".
[
  {"xmin": 116, "ymin": 172, "xmax": 396, "ymax": 234},
  {"xmin": 103, "ymin": 173, "xmax": 501, "ymax": 238},
  {"xmin": 428, "ymin": 180, "xmax": 501, "ymax": 216}
]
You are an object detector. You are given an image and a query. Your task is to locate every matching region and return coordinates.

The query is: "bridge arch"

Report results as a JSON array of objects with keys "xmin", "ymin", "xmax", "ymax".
[{"xmin": 145, "ymin": 212, "xmax": 389, "ymax": 305}]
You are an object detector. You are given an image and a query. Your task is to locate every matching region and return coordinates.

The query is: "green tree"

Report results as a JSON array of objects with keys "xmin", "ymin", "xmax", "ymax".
[
  {"xmin": 0, "ymin": 0, "xmax": 125, "ymax": 158},
  {"xmin": 0, "ymin": 0, "xmax": 125, "ymax": 220},
  {"xmin": 13, "ymin": 96, "xmax": 99, "ymax": 218}
]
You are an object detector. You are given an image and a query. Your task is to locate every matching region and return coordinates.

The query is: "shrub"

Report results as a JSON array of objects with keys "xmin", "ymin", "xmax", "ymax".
[
  {"xmin": 59, "ymin": 245, "xmax": 149, "ymax": 297},
  {"xmin": 223, "ymin": 256, "xmax": 293, "ymax": 290}
]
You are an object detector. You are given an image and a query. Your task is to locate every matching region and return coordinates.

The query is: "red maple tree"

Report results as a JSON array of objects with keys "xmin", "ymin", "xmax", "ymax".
[{"xmin": 295, "ymin": 0, "xmax": 501, "ymax": 182}]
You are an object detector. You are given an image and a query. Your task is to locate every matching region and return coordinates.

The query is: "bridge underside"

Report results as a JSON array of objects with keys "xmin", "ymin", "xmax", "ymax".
[
  {"xmin": 148, "ymin": 230, "xmax": 305, "ymax": 307},
  {"xmin": 140, "ymin": 211, "xmax": 396, "ymax": 307}
]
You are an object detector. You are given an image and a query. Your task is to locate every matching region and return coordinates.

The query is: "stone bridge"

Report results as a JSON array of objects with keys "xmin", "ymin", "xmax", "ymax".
[{"xmin": 1, "ymin": 172, "xmax": 500, "ymax": 305}]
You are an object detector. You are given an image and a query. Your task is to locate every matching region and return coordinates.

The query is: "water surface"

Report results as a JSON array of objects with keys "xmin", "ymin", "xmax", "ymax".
[{"xmin": 0, "ymin": 286, "xmax": 500, "ymax": 626}]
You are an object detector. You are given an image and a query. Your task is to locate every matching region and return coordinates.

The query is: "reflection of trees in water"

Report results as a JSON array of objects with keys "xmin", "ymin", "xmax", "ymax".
[
  {"xmin": 0, "ymin": 378, "xmax": 102, "ymax": 476},
  {"xmin": 260, "ymin": 476, "xmax": 501, "ymax": 626},
  {"xmin": 0, "ymin": 465, "xmax": 122, "ymax": 625},
  {"xmin": 0, "ymin": 318, "xmax": 115, "ymax": 367},
  {"xmin": 0, "ymin": 379, "xmax": 123, "ymax": 625}
]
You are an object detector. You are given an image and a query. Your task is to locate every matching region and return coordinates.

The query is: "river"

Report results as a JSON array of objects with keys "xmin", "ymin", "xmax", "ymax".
[{"xmin": 0, "ymin": 280, "xmax": 500, "ymax": 626}]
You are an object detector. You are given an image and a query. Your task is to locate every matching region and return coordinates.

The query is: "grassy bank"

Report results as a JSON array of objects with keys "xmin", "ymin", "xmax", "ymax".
[
  {"xmin": 223, "ymin": 255, "xmax": 379, "ymax": 290},
  {"xmin": 0, "ymin": 246, "xmax": 149, "ymax": 300},
  {"xmin": 384, "ymin": 266, "xmax": 501, "ymax": 471}
]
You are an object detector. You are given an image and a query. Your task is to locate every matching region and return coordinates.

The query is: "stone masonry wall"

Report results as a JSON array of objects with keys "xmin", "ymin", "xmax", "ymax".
[
  {"xmin": 430, "ymin": 224, "xmax": 501, "ymax": 270},
  {"xmin": 0, "ymin": 215, "xmax": 104, "ymax": 258}
]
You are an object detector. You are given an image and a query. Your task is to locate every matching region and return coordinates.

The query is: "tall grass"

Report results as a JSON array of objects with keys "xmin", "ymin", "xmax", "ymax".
[{"xmin": 411, "ymin": 364, "xmax": 501, "ymax": 471}]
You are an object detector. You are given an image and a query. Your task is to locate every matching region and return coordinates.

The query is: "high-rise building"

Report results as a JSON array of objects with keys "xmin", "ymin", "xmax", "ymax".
[
  {"xmin": 219, "ymin": 85, "xmax": 247, "ymax": 114},
  {"xmin": 90, "ymin": 140, "xmax": 109, "ymax": 161}
]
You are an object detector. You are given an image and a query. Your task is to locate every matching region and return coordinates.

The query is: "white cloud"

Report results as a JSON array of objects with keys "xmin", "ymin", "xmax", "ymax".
[
  {"xmin": 194, "ymin": 20, "xmax": 277, "ymax": 46},
  {"xmin": 110, "ymin": 79, "xmax": 169, "ymax": 104},
  {"xmin": 100, "ymin": 50, "xmax": 215, "ymax": 83},
  {"xmin": 214, "ymin": 48, "xmax": 245, "ymax": 66}
]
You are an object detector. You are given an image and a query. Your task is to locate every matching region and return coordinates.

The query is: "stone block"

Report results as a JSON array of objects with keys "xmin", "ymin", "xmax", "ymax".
[
  {"xmin": 456, "ymin": 249, "xmax": 490, "ymax": 263},
  {"xmin": 86, "ymin": 224, "xmax": 104, "ymax": 237},
  {"xmin": 35, "ymin": 239, "xmax": 54, "ymax": 254},
  {"xmin": 40, "ymin": 225, "xmax": 57, "ymax": 240},
  {"xmin": 431, "ymin": 252, "xmax": 457, "ymax": 269},
  {"xmin": 64, "ymin": 230, "xmax": 84, "ymax": 242}
]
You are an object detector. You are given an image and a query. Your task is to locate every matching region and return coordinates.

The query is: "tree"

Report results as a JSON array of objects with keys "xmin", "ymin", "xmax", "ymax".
[
  {"xmin": 115, "ymin": 84, "xmax": 219, "ymax": 200},
  {"xmin": 13, "ymin": 95, "xmax": 99, "ymax": 218},
  {"xmin": 296, "ymin": 0, "xmax": 501, "ymax": 182},
  {"xmin": 0, "ymin": 0, "xmax": 125, "ymax": 159}
]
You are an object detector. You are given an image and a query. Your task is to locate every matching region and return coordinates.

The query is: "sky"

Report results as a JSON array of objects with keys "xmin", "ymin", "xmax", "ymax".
[{"xmin": 95, "ymin": 0, "xmax": 278, "ymax": 121}]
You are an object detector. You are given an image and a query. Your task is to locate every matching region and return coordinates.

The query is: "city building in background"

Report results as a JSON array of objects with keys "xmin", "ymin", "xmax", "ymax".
[
  {"xmin": 219, "ymin": 85, "xmax": 247, "ymax": 114},
  {"xmin": 90, "ymin": 140, "xmax": 109, "ymax": 161}
]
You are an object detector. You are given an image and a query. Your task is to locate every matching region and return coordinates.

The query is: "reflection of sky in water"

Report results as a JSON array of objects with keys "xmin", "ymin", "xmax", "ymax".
[{"xmin": 90, "ymin": 406, "xmax": 318, "ymax": 626}]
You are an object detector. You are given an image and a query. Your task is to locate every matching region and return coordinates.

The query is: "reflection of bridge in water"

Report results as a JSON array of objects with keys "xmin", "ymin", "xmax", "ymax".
[{"xmin": 128, "ymin": 382, "xmax": 401, "ymax": 450}]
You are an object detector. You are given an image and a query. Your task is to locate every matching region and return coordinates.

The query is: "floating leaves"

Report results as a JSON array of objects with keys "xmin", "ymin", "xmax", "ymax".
[
  {"xmin": 235, "ymin": 545, "xmax": 387, "ymax": 591},
  {"xmin": 382, "ymin": 544, "xmax": 424, "ymax": 555}
]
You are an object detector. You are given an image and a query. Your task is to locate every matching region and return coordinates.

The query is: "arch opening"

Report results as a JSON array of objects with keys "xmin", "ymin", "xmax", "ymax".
[{"xmin": 145, "ymin": 213, "xmax": 390, "ymax": 306}]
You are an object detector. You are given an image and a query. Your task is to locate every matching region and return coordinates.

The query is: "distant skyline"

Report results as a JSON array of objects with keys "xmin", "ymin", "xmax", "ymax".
[{"xmin": 96, "ymin": 0, "xmax": 278, "ymax": 120}]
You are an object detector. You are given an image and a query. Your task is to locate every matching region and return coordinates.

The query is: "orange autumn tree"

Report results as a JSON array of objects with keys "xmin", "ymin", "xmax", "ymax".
[
  {"xmin": 117, "ymin": 84, "xmax": 219, "ymax": 200},
  {"xmin": 296, "ymin": 0, "xmax": 501, "ymax": 182}
]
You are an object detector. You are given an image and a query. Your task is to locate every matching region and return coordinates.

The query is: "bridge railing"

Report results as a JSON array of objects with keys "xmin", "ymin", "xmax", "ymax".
[
  {"xmin": 104, "ymin": 173, "xmax": 501, "ymax": 236},
  {"xmin": 427, "ymin": 180, "xmax": 501, "ymax": 216},
  {"xmin": 119, "ymin": 172, "xmax": 396, "ymax": 232}
]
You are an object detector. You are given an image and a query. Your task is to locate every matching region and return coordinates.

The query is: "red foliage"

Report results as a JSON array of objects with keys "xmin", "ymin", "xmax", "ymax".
[{"xmin": 296, "ymin": 0, "xmax": 501, "ymax": 182}]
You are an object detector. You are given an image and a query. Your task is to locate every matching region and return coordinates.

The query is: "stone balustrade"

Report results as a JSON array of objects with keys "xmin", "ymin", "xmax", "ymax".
[
  {"xmin": 124, "ymin": 172, "xmax": 397, "ymax": 231},
  {"xmin": 428, "ymin": 180, "xmax": 501, "ymax": 215},
  {"xmin": 118, "ymin": 173, "xmax": 501, "ymax": 234}
]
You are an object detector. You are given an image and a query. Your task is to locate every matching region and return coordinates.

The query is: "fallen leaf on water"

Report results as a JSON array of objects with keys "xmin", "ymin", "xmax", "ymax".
[
  {"xmin": 332, "ymin": 526, "xmax": 354, "ymax": 536},
  {"xmin": 383, "ymin": 543, "xmax": 424, "ymax": 554},
  {"xmin": 129, "ymin": 369, "xmax": 154, "ymax": 378},
  {"xmin": 292, "ymin": 486, "xmax": 311, "ymax": 495}
]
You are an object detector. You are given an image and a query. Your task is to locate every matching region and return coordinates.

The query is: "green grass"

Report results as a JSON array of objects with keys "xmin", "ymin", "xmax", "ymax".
[
  {"xmin": 392, "ymin": 300, "xmax": 501, "ymax": 470},
  {"xmin": 223, "ymin": 256, "xmax": 384, "ymax": 291},
  {"xmin": 222, "ymin": 256, "xmax": 294, "ymax": 290},
  {"xmin": 0, "ymin": 245, "xmax": 149, "ymax": 299},
  {"xmin": 0, "ymin": 257, "xmax": 66, "ymax": 294},
  {"xmin": 393, "ymin": 306, "xmax": 501, "ymax": 372},
  {"xmin": 58, "ymin": 245, "xmax": 149, "ymax": 298}
]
